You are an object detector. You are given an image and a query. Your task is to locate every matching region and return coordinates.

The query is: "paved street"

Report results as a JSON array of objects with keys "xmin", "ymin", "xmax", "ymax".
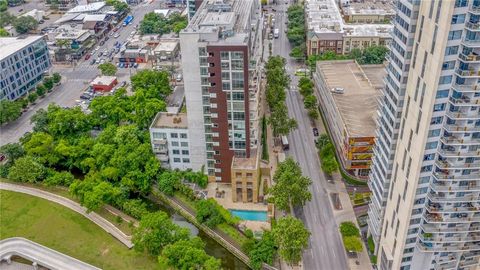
[
  {"xmin": 271, "ymin": 2, "xmax": 349, "ymax": 270},
  {"xmin": 0, "ymin": 1, "xmax": 156, "ymax": 146}
]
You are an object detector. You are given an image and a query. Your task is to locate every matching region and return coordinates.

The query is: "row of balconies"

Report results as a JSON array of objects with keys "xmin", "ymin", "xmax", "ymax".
[
  {"xmin": 430, "ymin": 181, "xmax": 480, "ymax": 192},
  {"xmin": 445, "ymin": 109, "xmax": 480, "ymax": 120},
  {"xmin": 440, "ymin": 136, "xmax": 480, "ymax": 146},
  {"xmin": 426, "ymin": 203, "xmax": 480, "ymax": 214},
  {"xmin": 452, "ymin": 82, "xmax": 480, "ymax": 92},
  {"xmin": 433, "ymin": 171, "xmax": 480, "ymax": 181},
  {"xmin": 417, "ymin": 241, "xmax": 480, "ymax": 252},
  {"xmin": 419, "ymin": 231, "xmax": 480, "ymax": 243},
  {"xmin": 438, "ymin": 148, "xmax": 480, "ymax": 157},
  {"xmin": 459, "ymin": 53, "xmax": 480, "ymax": 62},
  {"xmin": 466, "ymin": 22, "xmax": 480, "ymax": 31},
  {"xmin": 421, "ymin": 222, "xmax": 480, "ymax": 233},
  {"xmin": 443, "ymin": 124, "xmax": 480, "ymax": 133},
  {"xmin": 448, "ymin": 96, "xmax": 480, "ymax": 106},
  {"xmin": 427, "ymin": 191, "xmax": 480, "ymax": 203},
  {"xmin": 435, "ymin": 159, "xmax": 480, "ymax": 170},
  {"xmin": 424, "ymin": 213, "xmax": 480, "ymax": 223}
]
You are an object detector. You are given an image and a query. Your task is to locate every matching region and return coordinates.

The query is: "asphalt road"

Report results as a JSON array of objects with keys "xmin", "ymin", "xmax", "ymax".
[
  {"xmin": 271, "ymin": 2, "xmax": 349, "ymax": 270},
  {"xmin": 0, "ymin": 0, "xmax": 156, "ymax": 146}
]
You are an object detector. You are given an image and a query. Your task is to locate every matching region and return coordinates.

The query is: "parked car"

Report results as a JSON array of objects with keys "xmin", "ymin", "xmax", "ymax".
[
  {"xmin": 120, "ymin": 81, "xmax": 127, "ymax": 87},
  {"xmin": 119, "ymin": 63, "xmax": 124, "ymax": 68},
  {"xmin": 80, "ymin": 93, "xmax": 92, "ymax": 100},
  {"xmin": 114, "ymin": 33, "xmax": 120, "ymax": 38},
  {"xmin": 313, "ymin": 128, "xmax": 319, "ymax": 137},
  {"xmin": 176, "ymin": 73, "xmax": 183, "ymax": 82},
  {"xmin": 99, "ymin": 40, "xmax": 105, "ymax": 46},
  {"xmin": 133, "ymin": 63, "xmax": 139, "ymax": 68},
  {"xmin": 104, "ymin": 36, "xmax": 109, "ymax": 41},
  {"xmin": 90, "ymin": 59, "xmax": 96, "ymax": 65},
  {"xmin": 124, "ymin": 63, "xmax": 129, "ymax": 68},
  {"xmin": 0, "ymin": 154, "xmax": 6, "ymax": 162},
  {"xmin": 100, "ymin": 59, "xmax": 106, "ymax": 64},
  {"xmin": 94, "ymin": 46, "xmax": 100, "ymax": 51},
  {"xmin": 84, "ymin": 53, "xmax": 91, "ymax": 60}
]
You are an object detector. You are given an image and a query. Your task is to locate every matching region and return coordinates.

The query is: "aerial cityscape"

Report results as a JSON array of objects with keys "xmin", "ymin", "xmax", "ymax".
[{"xmin": 0, "ymin": 0, "xmax": 479, "ymax": 269}]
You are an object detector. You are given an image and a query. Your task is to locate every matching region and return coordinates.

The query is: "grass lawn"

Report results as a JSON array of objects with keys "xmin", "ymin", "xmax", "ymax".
[{"xmin": 0, "ymin": 190, "xmax": 164, "ymax": 270}]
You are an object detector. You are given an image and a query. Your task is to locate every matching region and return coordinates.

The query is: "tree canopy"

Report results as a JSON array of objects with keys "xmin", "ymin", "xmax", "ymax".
[
  {"xmin": 196, "ymin": 198, "xmax": 225, "ymax": 228},
  {"xmin": 13, "ymin": 16, "xmax": 38, "ymax": 34},
  {"xmin": 249, "ymin": 231, "xmax": 277, "ymax": 270},
  {"xmin": 140, "ymin": 12, "xmax": 187, "ymax": 35},
  {"xmin": 98, "ymin": 62, "xmax": 117, "ymax": 76},
  {"xmin": 268, "ymin": 157, "xmax": 312, "ymax": 212},
  {"xmin": 133, "ymin": 211, "xmax": 190, "ymax": 256},
  {"xmin": 160, "ymin": 237, "xmax": 222, "ymax": 270},
  {"xmin": 0, "ymin": 99, "xmax": 23, "ymax": 125},
  {"xmin": 105, "ymin": 0, "xmax": 129, "ymax": 12},
  {"xmin": 272, "ymin": 217, "xmax": 310, "ymax": 265}
]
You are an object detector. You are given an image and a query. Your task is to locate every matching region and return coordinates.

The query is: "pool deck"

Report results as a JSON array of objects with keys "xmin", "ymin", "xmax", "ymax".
[{"xmin": 207, "ymin": 183, "xmax": 270, "ymax": 232}]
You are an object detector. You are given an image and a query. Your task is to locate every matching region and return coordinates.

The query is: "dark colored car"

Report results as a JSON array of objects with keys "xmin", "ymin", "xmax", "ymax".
[
  {"xmin": 84, "ymin": 53, "xmax": 91, "ymax": 60},
  {"xmin": 313, "ymin": 128, "xmax": 319, "ymax": 137},
  {"xmin": 90, "ymin": 59, "xmax": 96, "ymax": 65},
  {"xmin": 99, "ymin": 40, "xmax": 105, "ymax": 46}
]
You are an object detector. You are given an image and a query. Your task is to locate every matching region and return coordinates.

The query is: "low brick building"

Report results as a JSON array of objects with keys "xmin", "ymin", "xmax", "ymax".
[{"xmin": 90, "ymin": 76, "xmax": 117, "ymax": 92}]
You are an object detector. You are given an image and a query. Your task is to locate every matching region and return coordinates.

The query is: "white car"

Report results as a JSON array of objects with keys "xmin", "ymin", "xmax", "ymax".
[
  {"xmin": 114, "ymin": 33, "xmax": 120, "ymax": 38},
  {"xmin": 94, "ymin": 46, "xmax": 100, "ymax": 51}
]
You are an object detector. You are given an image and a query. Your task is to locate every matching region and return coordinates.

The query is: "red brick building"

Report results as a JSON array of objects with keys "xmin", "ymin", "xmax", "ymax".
[{"xmin": 90, "ymin": 76, "xmax": 118, "ymax": 92}]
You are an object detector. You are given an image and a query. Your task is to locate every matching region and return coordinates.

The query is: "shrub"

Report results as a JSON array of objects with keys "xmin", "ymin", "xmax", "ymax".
[
  {"xmin": 196, "ymin": 198, "xmax": 225, "ymax": 228},
  {"xmin": 44, "ymin": 171, "xmax": 74, "ymax": 186},
  {"xmin": 27, "ymin": 92, "xmax": 38, "ymax": 103},
  {"xmin": 340, "ymin": 221, "xmax": 360, "ymax": 237},
  {"xmin": 36, "ymin": 84, "xmax": 46, "ymax": 97},
  {"xmin": 43, "ymin": 77, "xmax": 54, "ymax": 90},
  {"xmin": 52, "ymin": 73, "xmax": 61, "ymax": 84}
]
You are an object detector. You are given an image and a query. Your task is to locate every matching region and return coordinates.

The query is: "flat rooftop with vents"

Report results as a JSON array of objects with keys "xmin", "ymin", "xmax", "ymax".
[{"xmin": 150, "ymin": 112, "xmax": 188, "ymax": 129}]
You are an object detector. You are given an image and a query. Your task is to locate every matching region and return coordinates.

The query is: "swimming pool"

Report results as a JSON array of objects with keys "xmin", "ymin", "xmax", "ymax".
[{"xmin": 229, "ymin": 209, "xmax": 268, "ymax": 222}]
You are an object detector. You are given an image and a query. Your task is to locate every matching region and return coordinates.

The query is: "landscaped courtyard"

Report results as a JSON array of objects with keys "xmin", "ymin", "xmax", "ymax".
[{"xmin": 0, "ymin": 190, "xmax": 163, "ymax": 270}]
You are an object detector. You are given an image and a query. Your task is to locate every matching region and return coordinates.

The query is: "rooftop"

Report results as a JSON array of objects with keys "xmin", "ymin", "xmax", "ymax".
[
  {"xmin": 90, "ymin": 75, "xmax": 117, "ymax": 86},
  {"xmin": 154, "ymin": 39, "xmax": 179, "ymax": 52},
  {"xmin": 341, "ymin": 0, "xmax": 395, "ymax": 16},
  {"xmin": 67, "ymin": 2, "xmax": 106, "ymax": 13},
  {"xmin": 316, "ymin": 60, "xmax": 385, "ymax": 137},
  {"xmin": 0, "ymin": 36, "xmax": 44, "ymax": 60},
  {"xmin": 306, "ymin": 0, "xmax": 393, "ymax": 37},
  {"xmin": 183, "ymin": 0, "xmax": 257, "ymax": 44},
  {"xmin": 151, "ymin": 112, "xmax": 188, "ymax": 129}
]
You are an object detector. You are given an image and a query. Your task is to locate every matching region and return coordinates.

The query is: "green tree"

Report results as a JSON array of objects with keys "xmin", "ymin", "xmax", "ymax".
[
  {"xmin": 130, "ymin": 70, "xmax": 172, "ymax": 98},
  {"xmin": 27, "ymin": 92, "xmax": 38, "ymax": 103},
  {"xmin": 0, "ymin": 11, "xmax": 14, "ymax": 28},
  {"xmin": 268, "ymin": 103, "xmax": 297, "ymax": 137},
  {"xmin": 308, "ymin": 108, "xmax": 319, "ymax": 119},
  {"xmin": 8, "ymin": 156, "xmax": 46, "ymax": 182},
  {"xmin": 343, "ymin": 236, "xmax": 363, "ymax": 252},
  {"xmin": 289, "ymin": 44, "xmax": 305, "ymax": 59},
  {"xmin": 133, "ymin": 211, "xmax": 190, "ymax": 255},
  {"xmin": 43, "ymin": 77, "xmax": 54, "ymax": 90},
  {"xmin": 44, "ymin": 171, "xmax": 74, "ymax": 186},
  {"xmin": 0, "ymin": 0, "xmax": 7, "ymax": 12},
  {"xmin": 0, "ymin": 143, "xmax": 25, "ymax": 165},
  {"xmin": 0, "ymin": 99, "xmax": 22, "ymax": 124},
  {"xmin": 340, "ymin": 221, "xmax": 360, "ymax": 237},
  {"xmin": 303, "ymin": 94, "xmax": 317, "ymax": 109},
  {"xmin": 69, "ymin": 174, "xmax": 124, "ymax": 211},
  {"xmin": 98, "ymin": 62, "xmax": 118, "ymax": 76},
  {"xmin": 160, "ymin": 237, "xmax": 221, "ymax": 270},
  {"xmin": 268, "ymin": 157, "xmax": 312, "ymax": 212},
  {"xmin": 30, "ymin": 108, "xmax": 49, "ymax": 132},
  {"xmin": 196, "ymin": 198, "xmax": 225, "ymax": 228},
  {"xmin": 172, "ymin": 20, "xmax": 187, "ymax": 34},
  {"xmin": 0, "ymin": 27, "xmax": 9, "ymax": 36},
  {"xmin": 52, "ymin": 73, "xmax": 62, "ymax": 84},
  {"xmin": 36, "ymin": 84, "xmax": 46, "ymax": 97},
  {"xmin": 13, "ymin": 16, "xmax": 38, "ymax": 34},
  {"xmin": 23, "ymin": 132, "xmax": 59, "ymax": 165},
  {"xmin": 133, "ymin": 89, "xmax": 166, "ymax": 129},
  {"xmin": 315, "ymin": 133, "xmax": 330, "ymax": 150},
  {"xmin": 157, "ymin": 171, "xmax": 181, "ymax": 196},
  {"xmin": 249, "ymin": 231, "xmax": 277, "ymax": 270},
  {"xmin": 272, "ymin": 217, "xmax": 310, "ymax": 265},
  {"xmin": 106, "ymin": 0, "xmax": 129, "ymax": 12},
  {"xmin": 122, "ymin": 199, "xmax": 148, "ymax": 219},
  {"xmin": 356, "ymin": 45, "xmax": 388, "ymax": 64}
]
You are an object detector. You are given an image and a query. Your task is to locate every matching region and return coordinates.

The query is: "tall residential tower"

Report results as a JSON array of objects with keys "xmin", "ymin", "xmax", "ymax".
[
  {"xmin": 370, "ymin": 0, "xmax": 480, "ymax": 269},
  {"xmin": 179, "ymin": 0, "xmax": 263, "ymax": 183}
]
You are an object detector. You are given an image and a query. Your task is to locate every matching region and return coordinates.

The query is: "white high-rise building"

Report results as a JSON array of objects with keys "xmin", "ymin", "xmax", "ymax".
[{"xmin": 370, "ymin": 0, "xmax": 480, "ymax": 270}]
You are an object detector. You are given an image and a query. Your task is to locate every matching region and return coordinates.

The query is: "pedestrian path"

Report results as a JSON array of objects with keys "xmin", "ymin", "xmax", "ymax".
[{"xmin": 0, "ymin": 183, "xmax": 133, "ymax": 248}]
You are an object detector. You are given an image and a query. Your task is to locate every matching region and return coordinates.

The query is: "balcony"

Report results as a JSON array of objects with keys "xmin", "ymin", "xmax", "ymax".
[
  {"xmin": 435, "ymin": 159, "xmax": 480, "ymax": 170},
  {"xmin": 156, "ymin": 154, "xmax": 169, "ymax": 162},
  {"xmin": 434, "ymin": 260, "xmax": 457, "ymax": 270},
  {"xmin": 153, "ymin": 147, "xmax": 168, "ymax": 154},
  {"xmin": 417, "ymin": 241, "xmax": 480, "ymax": 252},
  {"xmin": 425, "ymin": 213, "xmax": 480, "ymax": 223},
  {"xmin": 438, "ymin": 148, "xmax": 480, "ymax": 157},
  {"xmin": 440, "ymin": 136, "xmax": 480, "ymax": 145},
  {"xmin": 466, "ymin": 21, "xmax": 480, "ymax": 31},
  {"xmin": 443, "ymin": 124, "xmax": 480, "ymax": 133},
  {"xmin": 433, "ymin": 172, "xmax": 480, "ymax": 181},
  {"xmin": 419, "ymin": 231, "xmax": 480, "ymax": 243},
  {"xmin": 422, "ymin": 222, "xmax": 480, "ymax": 233},
  {"xmin": 449, "ymin": 96, "xmax": 480, "ymax": 106},
  {"xmin": 446, "ymin": 110, "xmax": 479, "ymax": 120},
  {"xmin": 426, "ymin": 204, "xmax": 480, "ymax": 213},
  {"xmin": 462, "ymin": 38, "xmax": 480, "ymax": 48},
  {"xmin": 469, "ymin": 5, "xmax": 480, "ymax": 14},
  {"xmin": 430, "ymin": 181, "xmax": 480, "ymax": 192},
  {"xmin": 427, "ymin": 192, "xmax": 479, "ymax": 203},
  {"xmin": 452, "ymin": 83, "xmax": 480, "ymax": 92},
  {"xmin": 459, "ymin": 53, "xmax": 480, "ymax": 62}
]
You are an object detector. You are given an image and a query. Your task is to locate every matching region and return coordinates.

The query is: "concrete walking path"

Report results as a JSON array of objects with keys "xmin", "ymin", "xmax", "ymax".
[
  {"xmin": 0, "ymin": 182, "xmax": 133, "ymax": 248},
  {"xmin": 0, "ymin": 237, "xmax": 101, "ymax": 270}
]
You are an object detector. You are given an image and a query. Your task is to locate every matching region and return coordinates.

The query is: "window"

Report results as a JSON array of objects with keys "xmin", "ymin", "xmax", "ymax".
[
  {"xmin": 170, "ymin": 133, "xmax": 178, "ymax": 138},
  {"xmin": 182, "ymin": 158, "xmax": 190, "ymax": 163},
  {"xmin": 436, "ymin": 89, "xmax": 449, "ymax": 99},
  {"xmin": 152, "ymin": 132, "xmax": 166, "ymax": 139},
  {"xmin": 444, "ymin": 46, "xmax": 459, "ymax": 56},
  {"xmin": 442, "ymin": 61, "xmax": 455, "ymax": 70},
  {"xmin": 180, "ymin": 133, "xmax": 188, "ymax": 139},
  {"xmin": 171, "ymin": 141, "xmax": 179, "ymax": 147},
  {"xmin": 172, "ymin": 150, "xmax": 180, "ymax": 155},
  {"xmin": 433, "ymin": 103, "xmax": 446, "ymax": 112},
  {"xmin": 181, "ymin": 142, "xmax": 188, "ymax": 147},
  {"xmin": 431, "ymin": 116, "xmax": 443, "ymax": 125},
  {"xmin": 220, "ymin": 51, "xmax": 229, "ymax": 60},
  {"xmin": 401, "ymin": 256, "xmax": 412, "ymax": 263},
  {"xmin": 182, "ymin": 150, "xmax": 189, "ymax": 155},
  {"xmin": 438, "ymin": 75, "xmax": 452, "ymax": 85},
  {"xmin": 447, "ymin": 30, "xmax": 462, "ymax": 40},
  {"xmin": 173, "ymin": 157, "xmax": 181, "ymax": 162},
  {"xmin": 425, "ymin": 141, "xmax": 438, "ymax": 150},
  {"xmin": 451, "ymin": 14, "xmax": 465, "ymax": 24},
  {"xmin": 428, "ymin": 129, "xmax": 441, "ymax": 137}
]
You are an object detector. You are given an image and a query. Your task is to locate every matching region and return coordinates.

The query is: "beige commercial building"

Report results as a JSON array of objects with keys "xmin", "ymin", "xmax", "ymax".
[
  {"xmin": 370, "ymin": 1, "xmax": 480, "ymax": 270},
  {"xmin": 314, "ymin": 60, "xmax": 384, "ymax": 178}
]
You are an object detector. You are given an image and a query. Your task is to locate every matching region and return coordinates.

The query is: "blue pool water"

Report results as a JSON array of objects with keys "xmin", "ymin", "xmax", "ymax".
[{"xmin": 229, "ymin": 209, "xmax": 268, "ymax": 221}]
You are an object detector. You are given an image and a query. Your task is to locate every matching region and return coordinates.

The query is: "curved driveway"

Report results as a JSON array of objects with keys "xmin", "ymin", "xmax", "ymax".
[
  {"xmin": 0, "ymin": 182, "xmax": 133, "ymax": 248},
  {"xmin": 0, "ymin": 237, "xmax": 101, "ymax": 270}
]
